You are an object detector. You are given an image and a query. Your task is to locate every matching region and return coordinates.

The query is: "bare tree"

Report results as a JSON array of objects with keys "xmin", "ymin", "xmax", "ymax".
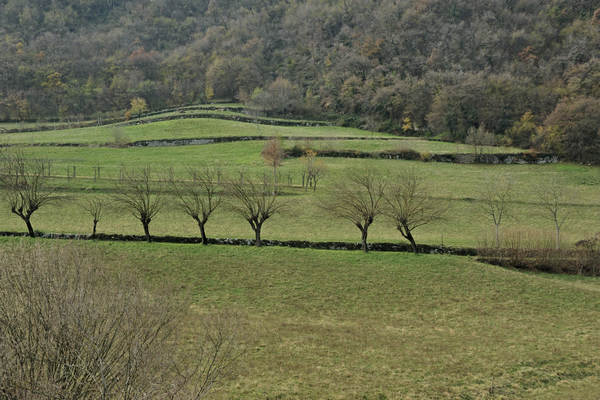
[
  {"xmin": 320, "ymin": 170, "xmax": 385, "ymax": 252},
  {"xmin": 80, "ymin": 196, "xmax": 106, "ymax": 238},
  {"xmin": 536, "ymin": 179, "xmax": 571, "ymax": 250},
  {"xmin": 384, "ymin": 170, "xmax": 447, "ymax": 253},
  {"xmin": 0, "ymin": 151, "xmax": 56, "ymax": 237},
  {"xmin": 479, "ymin": 176, "xmax": 512, "ymax": 247},
  {"xmin": 261, "ymin": 137, "xmax": 284, "ymax": 193},
  {"xmin": 301, "ymin": 149, "xmax": 326, "ymax": 191},
  {"xmin": 228, "ymin": 174, "xmax": 284, "ymax": 247},
  {"xmin": 114, "ymin": 166, "xmax": 163, "ymax": 242},
  {"xmin": 0, "ymin": 241, "xmax": 241, "ymax": 400},
  {"xmin": 169, "ymin": 167, "xmax": 222, "ymax": 245},
  {"xmin": 466, "ymin": 125, "xmax": 496, "ymax": 155}
]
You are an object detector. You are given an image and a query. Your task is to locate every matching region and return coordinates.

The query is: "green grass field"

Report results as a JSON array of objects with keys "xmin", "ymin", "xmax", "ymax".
[
  {"xmin": 1, "ymin": 112, "xmax": 600, "ymax": 398},
  {"xmin": 2, "ymin": 237, "xmax": 599, "ymax": 399},
  {"xmin": 2, "ymin": 138, "xmax": 598, "ymax": 247}
]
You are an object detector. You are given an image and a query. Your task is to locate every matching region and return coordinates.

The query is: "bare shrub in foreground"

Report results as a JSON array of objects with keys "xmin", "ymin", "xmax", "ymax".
[{"xmin": 0, "ymin": 242, "xmax": 241, "ymax": 399}]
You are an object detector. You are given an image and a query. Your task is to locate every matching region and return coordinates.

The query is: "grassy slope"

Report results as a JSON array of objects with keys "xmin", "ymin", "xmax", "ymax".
[
  {"xmin": 0, "ymin": 118, "xmax": 392, "ymax": 145},
  {"xmin": 3, "ymin": 237, "xmax": 598, "ymax": 399}
]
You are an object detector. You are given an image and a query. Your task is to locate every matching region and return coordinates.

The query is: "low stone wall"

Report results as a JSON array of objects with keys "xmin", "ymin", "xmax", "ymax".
[
  {"xmin": 0, "ymin": 108, "xmax": 329, "ymax": 134},
  {"xmin": 287, "ymin": 149, "xmax": 559, "ymax": 165},
  {"xmin": 116, "ymin": 113, "xmax": 330, "ymax": 128},
  {"xmin": 0, "ymin": 231, "xmax": 477, "ymax": 256},
  {"xmin": 130, "ymin": 135, "xmax": 407, "ymax": 147}
]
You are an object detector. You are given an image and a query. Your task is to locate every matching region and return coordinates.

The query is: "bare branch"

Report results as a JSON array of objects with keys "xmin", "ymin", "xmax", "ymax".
[
  {"xmin": 113, "ymin": 166, "xmax": 163, "ymax": 242},
  {"xmin": 385, "ymin": 169, "xmax": 447, "ymax": 253},
  {"xmin": 319, "ymin": 170, "xmax": 385, "ymax": 252},
  {"xmin": 227, "ymin": 174, "xmax": 284, "ymax": 246}
]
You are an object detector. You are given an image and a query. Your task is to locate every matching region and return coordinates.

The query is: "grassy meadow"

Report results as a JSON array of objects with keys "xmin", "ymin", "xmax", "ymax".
[
  {"xmin": 1, "ymin": 113, "xmax": 600, "ymax": 398},
  {"xmin": 3, "ymin": 237, "xmax": 600, "ymax": 399},
  {"xmin": 1, "ymin": 138, "xmax": 598, "ymax": 247}
]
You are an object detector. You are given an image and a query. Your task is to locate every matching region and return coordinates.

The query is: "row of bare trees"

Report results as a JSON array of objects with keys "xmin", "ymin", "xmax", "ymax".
[
  {"xmin": 0, "ymin": 150, "xmax": 580, "ymax": 253},
  {"xmin": 320, "ymin": 170, "xmax": 447, "ymax": 253}
]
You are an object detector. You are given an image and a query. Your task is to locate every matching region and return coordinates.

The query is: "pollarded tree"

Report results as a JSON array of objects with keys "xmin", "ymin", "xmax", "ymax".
[
  {"xmin": 80, "ymin": 197, "xmax": 106, "ymax": 238},
  {"xmin": 114, "ymin": 166, "xmax": 163, "ymax": 242},
  {"xmin": 228, "ymin": 174, "xmax": 284, "ymax": 247},
  {"xmin": 320, "ymin": 170, "xmax": 386, "ymax": 253},
  {"xmin": 0, "ymin": 151, "xmax": 56, "ymax": 238},
  {"xmin": 169, "ymin": 167, "xmax": 222, "ymax": 245},
  {"xmin": 385, "ymin": 170, "xmax": 447, "ymax": 254}
]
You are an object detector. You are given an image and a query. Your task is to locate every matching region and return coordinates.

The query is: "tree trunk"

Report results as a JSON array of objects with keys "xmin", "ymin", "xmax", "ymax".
[
  {"xmin": 404, "ymin": 227, "xmax": 418, "ymax": 254},
  {"xmin": 254, "ymin": 224, "xmax": 262, "ymax": 247},
  {"xmin": 24, "ymin": 217, "xmax": 35, "ymax": 238},
  {"xmin": 143, "ymin": 222, "xmax": 151, "ymax": 242},
  {"xmin": 495, "ymin": 224, "xmax": 500, "ymax": 248},
  {"xmin": 361, "ymin": 228, "xmax": 369, "ymax": 253},
  {"xmin": 198, "ymin": 221, "xmax": 208, "ymax": 245},
  {"xmin": 555, "ymin": 223, "xmax": 560, "ymax": 250},
  {"xmin": 399, "ymin": 225, "xmax": 418, "ymax": 254},
  {"xmin": 92, "ymin": 220, "xmax": 98, "ymax": 238}
]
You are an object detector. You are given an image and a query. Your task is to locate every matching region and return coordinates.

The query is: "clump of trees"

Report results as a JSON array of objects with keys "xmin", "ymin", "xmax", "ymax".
[{"xmin": 0, "ymin": 241, "xmax": 241, "ymax": 399}]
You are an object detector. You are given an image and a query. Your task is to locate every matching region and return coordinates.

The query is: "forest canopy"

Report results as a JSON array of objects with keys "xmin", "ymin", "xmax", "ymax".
[{"xmin": 1, "ymin": 0, "xmax": 599, "ymax": 160}]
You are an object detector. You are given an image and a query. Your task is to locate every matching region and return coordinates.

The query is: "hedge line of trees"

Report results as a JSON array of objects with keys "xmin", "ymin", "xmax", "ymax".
[
  {"xmin": 1, "ymin": 0, "xmax": 599, "ymax": 162},
  {"xmin": 1, "ymin": 150, "xmax": 593, "ymax": 257}
]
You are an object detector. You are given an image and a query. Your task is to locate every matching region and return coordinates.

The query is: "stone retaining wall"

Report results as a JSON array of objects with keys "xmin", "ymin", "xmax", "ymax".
[{"xmin": 0, "ymin": 231, "xmax": 477, "ymax": 256}]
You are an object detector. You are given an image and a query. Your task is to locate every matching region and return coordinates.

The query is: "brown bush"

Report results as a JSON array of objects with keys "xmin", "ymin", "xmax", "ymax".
[
  {"xmin": 478, "ymin": 229, "xmax": 600, "ymax": 276},
  {"xmin": 0, "ymin": 241, "xmax": 241, "ymax": 399}
]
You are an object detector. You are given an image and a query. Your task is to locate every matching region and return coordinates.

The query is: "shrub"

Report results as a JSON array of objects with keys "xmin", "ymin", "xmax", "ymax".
[{"xmin": 0, "ymin": 242, "xmax": 241, "ymax": 399}]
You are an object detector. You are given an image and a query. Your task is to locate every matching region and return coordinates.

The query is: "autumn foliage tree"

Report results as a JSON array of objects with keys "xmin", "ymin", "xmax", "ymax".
[{"xmin": 261, "ymin": 137, "xmax": 285, "ymax": 192}]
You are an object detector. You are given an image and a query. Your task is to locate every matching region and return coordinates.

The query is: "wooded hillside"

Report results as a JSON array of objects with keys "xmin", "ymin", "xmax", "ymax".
[{"xmin": 1, "ymin": 0, "xmax": 599, "ymax": 160}]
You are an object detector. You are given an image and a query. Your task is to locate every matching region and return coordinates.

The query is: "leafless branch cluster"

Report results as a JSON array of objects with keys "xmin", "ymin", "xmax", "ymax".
[
  {"xmin": 479, "ymin": 175, "xmax": 512, "ymax": 247},
  {"xmin": 301, "ymin": 149, "xmax": 326, "ymax": 191},
  {"xmin": 114, "ymin": 166, "xmax": 163, "ymax": 242},
  {"xmin": 0, "ymin": 242, "xmax": 242, "ymax": 400},
  {"xmin": 168, "ymin": 167, "xmax": 223, "ymax": 245},
  {"xmin": 0, "ymin": 150, "xmax": 56, "ymax": 237},
  {"xmin": 228, "ymin": 175, "xmax": 284, "ymax": 246},
  {"xmin": 536, "ymin": 179, "xmax": 572, "ymax": 250},
  {"xmin": 320, "ymin": 171, "xmax": 386, "ymax": 252},
  {"xmin": 80, "ymin": 196, "xmax": 107, "ymax": 237},
  {"xmin": 385, "ymin": 169, "xmax": 448, "ymax": 253}
]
